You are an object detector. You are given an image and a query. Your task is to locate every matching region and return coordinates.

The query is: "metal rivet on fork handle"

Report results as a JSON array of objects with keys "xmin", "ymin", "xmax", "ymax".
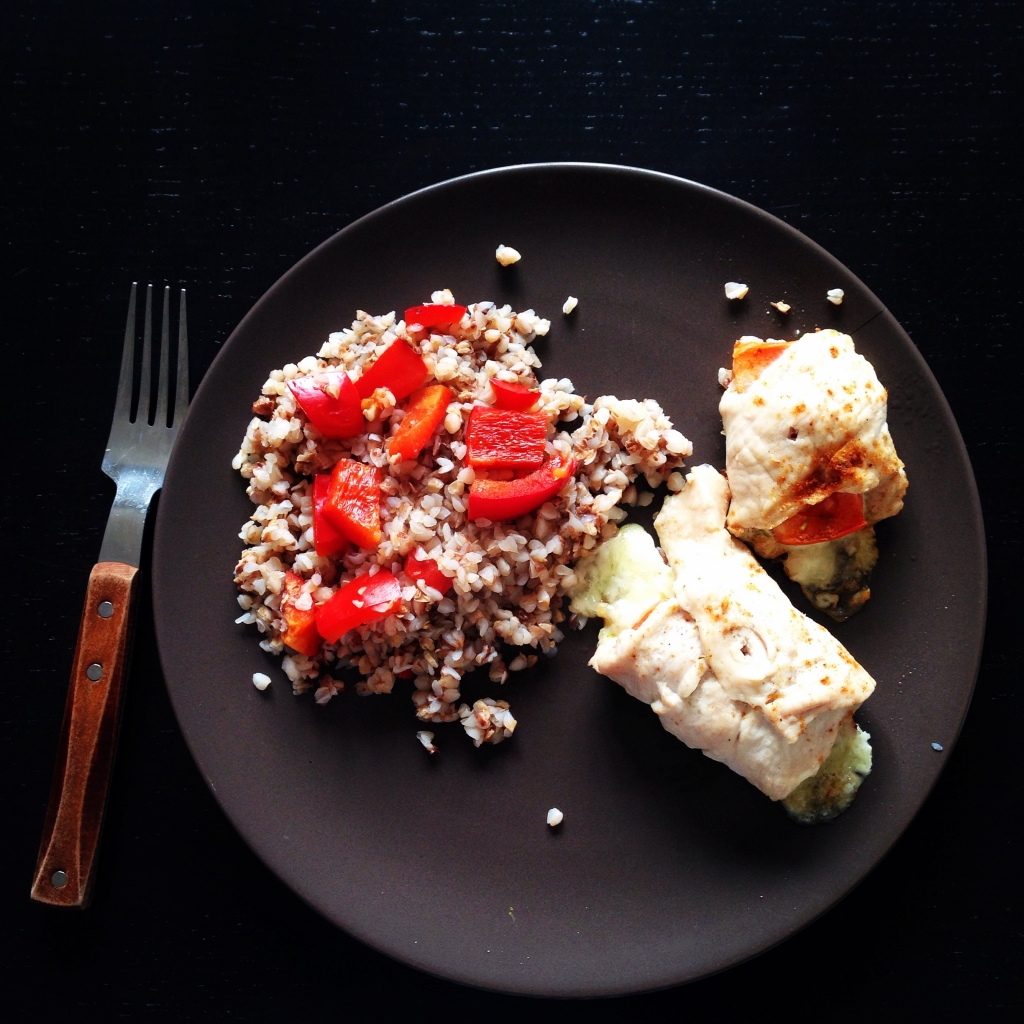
[
  {"xmin": 86, "ymin": 663, "xmax": 103, "ymax": 681},
  {"xmin": 51, "ymin": 870, "xmax": 68, "ymax": 888},
  {"xmin": 98, "ymin": 601, "xmax": 114, "ymax": 618}
]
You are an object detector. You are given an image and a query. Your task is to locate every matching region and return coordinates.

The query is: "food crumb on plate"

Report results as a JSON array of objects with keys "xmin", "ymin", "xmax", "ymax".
[
  {"xmin": 546, "ymin": 807, "xmax": 564, "ymax": 827},
  {"xmin": 252, "ymin": 672, "xmax": 271, "ymax": 691},
  {"xmin": 771, "ymin": 300, "xmax": 791, "ymax": 313},
  {"xmin": 724, "ymin": 281, "xmax": 749, "ymax": 300},
  {"xmin": 314, "ymin": 677, "xmax": 343, "ymax": 705},
  {"xmin": 827, "ymin": 288, "xmax": 845, "ymax": 305},
  {"xmin": 416, "ymin": 730, "xmax": 438, "ymax": 753},
  {"xmin": 495, "ymin": 245, "xmax": 522, "ymax": 266},
  {"xmin": 562, "ymin": 295, "xmax": 578, "ymax": 314},
  {"xmin": 460, "ymin": 698, "xmax": 517, "ymax": 746},
  {"xmin": 931, "ymin": 742, "xmax": 944, "ymax": 752}
]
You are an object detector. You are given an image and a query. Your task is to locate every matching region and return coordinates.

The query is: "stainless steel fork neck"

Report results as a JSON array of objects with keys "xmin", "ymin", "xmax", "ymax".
[
  {"xmin": 98, "ymin": 470, "xmax": 164, "ymax": 566},
  {"xmin": 98, "ymin": 502, "xmax": 148, "ymax": 568}
]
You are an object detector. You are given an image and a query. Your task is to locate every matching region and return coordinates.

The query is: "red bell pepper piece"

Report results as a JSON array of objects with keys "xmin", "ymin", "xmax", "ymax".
[
  {"xmin": 468, "ymin": 452, "xmax": 578, "ymax": 522},
  {"xmin": 388, "ymin": 384, "xmax": 452, "ymax": 463},
  {"xmin": 355, "ymin": 339, "xmax": 430, "ymax": 402},
  {"xmin": 772, "ymin": 492, "xmax": 867, "ymax": 546},
  {"xmin": 731, "ymin": 340, "xmax": 790, "ymax": 392},
  {"xmin": 404, "ymin": 549, "xmax": 453, "ymax": 596},
  {"xmin": 465, "ymin": 406, "xmax": 548, "ymax": 470},
  {"xmin": 314, "ymin": 570, "xmax": 403, "ymax": 643},
  {"xmin": 404, "ymin": 304, "xmax": 468, "ymax": 330},
  {"xmin": 312, "ymin": 474, "xmax": 350, "ymax": 558},
  {"xmin": 281, "ymin": 571, "xmax": 322, "ymax": 656},
  {"xmin": 489, "ymin": 378, "xmax": 540, "ymax": 411},
  {"xmin": 287, "ymin": 371, "xmax": 364, "ymax": 439},
  {"xmin": 325, "ymin": 459, "xmax": 382, "ymax": 549}
]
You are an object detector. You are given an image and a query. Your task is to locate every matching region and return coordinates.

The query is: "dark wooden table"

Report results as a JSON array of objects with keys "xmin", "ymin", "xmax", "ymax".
[{"xmin": 3, "ymin": 1, "xmax": 1020, "ymax": 1018}]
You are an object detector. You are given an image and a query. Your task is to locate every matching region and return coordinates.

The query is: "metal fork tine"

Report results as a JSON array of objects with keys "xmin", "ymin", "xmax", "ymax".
[
  {"xmin": 111, "ymin": 283, "xmax": 137, "ymax": 429},
  {"xmin": 155, "ymin": 286, "xmax": 171, "ymax": 428},
  {"xmin": 138, "ymin": 284, "xmax": 153, "ymax": 424},
  {"xmin": 100, "ymin": 280, "xmax": 190, "ymax": 549},
  {"xmin": 174, "ymin": 289, "xmax": 189, "ymax": 425}
]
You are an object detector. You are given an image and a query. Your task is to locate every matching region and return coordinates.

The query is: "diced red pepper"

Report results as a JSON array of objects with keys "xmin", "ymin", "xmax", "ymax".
[
  {"xmin": 281, "ymin": 571, "xmax": 322, "ymax": 656},
  {"xmin": 489, "ymin": 378, "xmax": 540, "ymax": 412},
  {"xmin": 312, "ymin": 474, "xmax": 350, "ymax": 558},
  {"xmin": 287, "ymin": 371, "xmax": 364, "ymax": 439},
  {"xmin": 314, "ymin": 570, "xmax": 403, "ymax": 643},
  {"xmin": 325, "ymin": 459, "xmax": 382, "ymax": 549},
  {"xmin": 404, "ymin": 549, "xmax": 453, "ymax": 596},
  {"xmin": 465, "ymin": 406, "xmax": 548, "ymax": 470},
  {"xmin": 354, "ymin": 339, "xmax": 430, "ymax": 402},
  {"xmin": 388, "ymin": 384, "xmax": 452, "ymax": 463},
  {"xmin": 731, "ymin": 340, "xmax": 790, "ymax": 392},
  {"xmin": 468, "ymin": 452, "xmax": 578, "ymax": 522},
  {"xmin": 773, "ymin": 492, "xmax": 867, "ymax": 546},
  {"xmin": 404, "ymin": 304, "xmax": 468, "ymax": 330}
]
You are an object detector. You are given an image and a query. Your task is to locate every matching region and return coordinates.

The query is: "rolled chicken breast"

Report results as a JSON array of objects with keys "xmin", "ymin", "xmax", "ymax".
[
  {"xmin": 573, "ymin": 465, "xmax": 875, "ymax": 806},
  {"xmin": 719, "ymin": 329, "xmax": 908, "ymax": 618}
]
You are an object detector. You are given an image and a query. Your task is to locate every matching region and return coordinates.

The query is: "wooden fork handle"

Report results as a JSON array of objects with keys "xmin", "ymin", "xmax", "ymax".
[{"xmin": 31, "ymin": 562, "xmax": 140, "ymax": 907}]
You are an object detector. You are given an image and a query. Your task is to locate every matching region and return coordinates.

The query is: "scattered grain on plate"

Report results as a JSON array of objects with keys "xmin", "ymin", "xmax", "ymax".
[
  {"xmin": 252, "ymin": 672, "xmax": 271, "ymax": 691},
  {"xmin": 667, "ymin": 471, "xmax": 686, "ymax": 492},
  {"xmin": 771, "ymin": 300, "xmax": 791, "ymax": 314},
  {"xmin": 417, "ymin": 730, "xmax": 438, "ymax": 754},
  {"xmin": 562, "ymin": 296, "xmax": 578, "ymax": 315},
  {"xmin": 827, "ymin": 288, "xmax": 845, "ymax": 305},
  {"xmin": 718, "ymin": 366, "xmax": 734, "ymax": 388},
  {"xmin": 931, "ymin": 742, "xmax": 944, "ymax": 752},
  {"xmin": 724, "ymin": 282, "xmax": 749, "ymax": 300},
  {"xmin": 460, "ymin": 698, "xmax": 517, "ymax": 746},
  {"xmin": 546, "ymin": 807, "xmax": 564, "ymax": 827},
  {"xmin": 495, "ymin": 245, "xmax": 522, "ymax": 266},
  {"xmin": 314, "ymin": 677, "xmax": 343, "ymax": 705}
]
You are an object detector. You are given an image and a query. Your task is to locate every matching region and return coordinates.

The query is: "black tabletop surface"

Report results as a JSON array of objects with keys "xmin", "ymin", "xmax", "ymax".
[{"xmin": 2, "ymin": 1, "xmax": 1020, "ymax": 1019}]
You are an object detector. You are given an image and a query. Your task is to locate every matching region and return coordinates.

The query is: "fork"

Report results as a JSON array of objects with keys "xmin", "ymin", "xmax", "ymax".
[{"xmin": 31, "ymin": 283, "xmax": 189, "ymax": 907}]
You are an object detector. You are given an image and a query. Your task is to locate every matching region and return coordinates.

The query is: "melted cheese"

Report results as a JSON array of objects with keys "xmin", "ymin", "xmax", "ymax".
[{"xmin": 569, "ymin": 523, "xmax": 674, "ymax": 640}]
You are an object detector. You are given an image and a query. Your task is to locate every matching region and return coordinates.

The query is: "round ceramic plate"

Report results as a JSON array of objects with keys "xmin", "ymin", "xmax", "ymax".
[{"xmin": 153, "ymin": 164, "xmax": 985, "ymax": 997}]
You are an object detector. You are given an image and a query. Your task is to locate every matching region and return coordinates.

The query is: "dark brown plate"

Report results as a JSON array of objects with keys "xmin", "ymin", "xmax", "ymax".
[{"xmin": 152, "ymin": 163, "xmax": 985, "ymax": 996}]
